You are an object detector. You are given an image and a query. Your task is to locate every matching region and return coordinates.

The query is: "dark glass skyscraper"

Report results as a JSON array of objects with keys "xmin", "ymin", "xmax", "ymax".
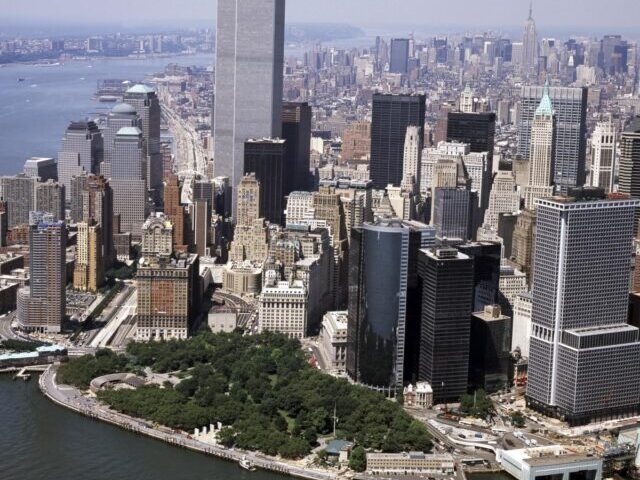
[
  {"xmin": 57, "ymin": 120, "xmax": 103, "ymax": 190},
  {"xmin": 447, "ymin": 112, "xmax": 496, "ymax": 175},
  {"xmin": 389, "ymin": 38, "xmax": 410, "ymax": 74},
  {"xmin": 282, "ymin": 102, "xmax": 312, "ymax": 194},
  {"xmin": 418, "ymin": 246, "xmax": 474, "ymax": 403},
  {"xmin": 347, "ymin": 219, "xmax": 435, "ymax": 391},
  {"xmin": 458, "ymin": 242, "xmax": 501, "ymax": 312},
  {"xmin": 370, "ymin": 93, "xmax": 425, "ymax": 189},
  {"xmin": 243, "ymin": 138, "xmax": 285, "ymax": 225}
]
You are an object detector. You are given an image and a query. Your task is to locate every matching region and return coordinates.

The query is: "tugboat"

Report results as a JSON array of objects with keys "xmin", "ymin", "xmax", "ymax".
[
  {"xmin": 17, "ymin": 78, "xmax": 25, "ymax": 82},
  {"xmin": 239, "ymin": 456, "xmax": 257, "ymax": 472}
]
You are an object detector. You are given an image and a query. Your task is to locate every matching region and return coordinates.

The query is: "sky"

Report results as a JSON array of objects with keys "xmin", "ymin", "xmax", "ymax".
[{"xmin": 1, "ymin": 0, "xmax": 640, "ymax": 33}]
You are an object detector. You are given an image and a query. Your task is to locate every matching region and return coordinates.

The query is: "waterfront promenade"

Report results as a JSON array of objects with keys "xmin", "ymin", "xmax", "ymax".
[{"xmin": 39, "ymin": 365, "xmax": 339, "ymax": 480}]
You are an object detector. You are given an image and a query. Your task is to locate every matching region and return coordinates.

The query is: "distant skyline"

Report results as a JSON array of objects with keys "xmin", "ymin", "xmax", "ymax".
[{"xmin": 2, "ymin": 0, "xmax": 640, "ymax": 33}]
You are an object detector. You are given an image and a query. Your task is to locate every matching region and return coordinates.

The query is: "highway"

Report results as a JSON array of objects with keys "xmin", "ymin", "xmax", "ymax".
[
  {"xmin": 161, "ymin": 102, "xmax": 207, "ymax": 178},
  {"xmin": 89, "ymin": 287, "xmax": 136, "ymax": 348},
  {"xmin": 40, "ymin": 365, "xmax": 339, "ymax": 480},
  {"xmin": 0, "ymin": 312, "xmax": 18, "ymax": 340}
]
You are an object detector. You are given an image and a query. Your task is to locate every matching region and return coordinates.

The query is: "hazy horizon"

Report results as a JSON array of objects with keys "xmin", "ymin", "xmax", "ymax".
[{"xmin": 1, "ymin": 0, "xmax": 639, "ymax": 36}]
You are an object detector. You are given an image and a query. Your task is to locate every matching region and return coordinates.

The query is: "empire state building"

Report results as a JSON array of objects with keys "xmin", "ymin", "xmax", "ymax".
[{"xmin": 522, "ymin": 1, "xmax": 538, "ymax": 76}]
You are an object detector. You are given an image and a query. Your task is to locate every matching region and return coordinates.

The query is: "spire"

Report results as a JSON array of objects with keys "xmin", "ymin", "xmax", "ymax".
[
  {"xmin": 535, "ymin": 77, "xmax": 553, "ymax": 116},
  {"xmin": 528, "ymin": 0, "xmax": 533, "ymax": 20}
]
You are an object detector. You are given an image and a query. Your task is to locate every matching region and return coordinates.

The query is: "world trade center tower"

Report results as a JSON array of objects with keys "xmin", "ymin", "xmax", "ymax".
[{"xmin": 213, "ymin": 0, "xmax": 285, "ymax": 219}]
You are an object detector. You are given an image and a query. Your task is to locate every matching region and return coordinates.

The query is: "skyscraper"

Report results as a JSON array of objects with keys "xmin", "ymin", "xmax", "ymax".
[
  {"xmin": 370, "ymin": 93, "xmax": 425, "ymax": 189},
  {"xmin": 389, "ymin": 38, "xmax": 410, "ymax": 74},
  {"xmin": 282, "ymin": 102, "xmax": 312, "ymax": 194},
  {"xmin": 518, "ymin": 85, "xmax": 587, "ymax": 192},
  {"xmin": 229, "ymin": 174, "xmax": 269, "ymax": 264},
  {"xmin": 23, "ymin": 157, "xmax": 57, "ymax": 182},
  {"xmin": 0, "ymin": 175, "xmax": 37, "ymax": 227},
  {"xmin": 164, "ymin": 175, "xmax": 188, "ymax": 252},
  {"xmin": 521, "ymin": 2, "xmax": 538, "ymax": 76},
  {"xmin": 57, "ymin": 120, "xmax": 103, "ymax": 190},
  {"xmin": 482, "ymin": 170, "xmax": 520, "ymax": 232},
  {"xmin": 213, "ymin": 0, "xmax": 285, "ymax": 218},
  {"xmin": 123, "ymin": 85, "xmax": 162, "ymax": 204},
  {"xmin": 136, "ymin": 253, "xmax": 200, "ymax": 341},
  {"xmin": 73, "ymin": 220, "xmax": 103, "ymax": 293},
  {"xmin": 401, "ymin": 126, "xmax": 421, "ymax": 191},
  {"xmin": 17, "ymin": 214, "xmax": 67, "ymax": 333},
  {"xmin": 347, "ymin": 219, "xmax": 435, "ymax": 391},
  {"xmin": 446, "ymin": 112, "xmax": 496, "ymax": 178},
  {"xmin": 100, "ymin": 103, "xmax": 141, "ymax": 177},
  {"xmin": 243, "ymin": 138, "xmax": 285, "ymax": 225},
  {"xmin": 589, "ymin": 115, "xmax": 617, "ymax": 193},
  {"xmin": 526, "ymin": 188, "xmax": 640, "ymax": 425},
  {"xmin": 110, "ymin": 127, "xmax": 148, "ymax": 239},
  {"xmin": 618, "ymin": 117, "xmax": 640, "ymax": 233},
  {"xmin": 418, "ymin": 246, "xmax": 474, "ymax": 403},
  {"xmin": 523, "ymin": 82, "xmax": 556, "ymax": 209},
  {"xmin": 35, "ymin": 180, "xmax": 65, "ymax": 222}
]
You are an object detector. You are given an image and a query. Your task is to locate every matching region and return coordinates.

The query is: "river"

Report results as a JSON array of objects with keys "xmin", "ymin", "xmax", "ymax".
[
  {"xmin": 0, "ymin": 375, "xmax": 286, "ymax": 480},
  {"xmin": 0, "ymin": 53, "xmax": 215, "ymax": 176}
]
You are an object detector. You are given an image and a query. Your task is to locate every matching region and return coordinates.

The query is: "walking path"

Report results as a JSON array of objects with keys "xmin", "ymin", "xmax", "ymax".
[{"xmin": 39, "ymin": 365, "xmax": 340, "ymax": 480}]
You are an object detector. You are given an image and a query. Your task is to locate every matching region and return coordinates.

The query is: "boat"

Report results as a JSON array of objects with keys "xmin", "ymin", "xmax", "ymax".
[
  {"xmin": 99, "ymin": 95, "xmax": 119, "ymax": 103},
  {"xmin": 17, "ymin": 78, "xmax": 25, "ymax": 82},
  {"xmin": 239, "ymin": 456, "xmax": 257, "ymax": 472}
]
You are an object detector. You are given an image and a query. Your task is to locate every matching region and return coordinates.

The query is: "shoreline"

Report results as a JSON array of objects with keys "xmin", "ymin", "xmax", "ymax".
[
  {"xmin": 38, "ymin": 365, "xmax": 340, "ymax": 480},
  {"xmin": 0, "ymin": 52, "xmax": 213, "ymax": 69}
]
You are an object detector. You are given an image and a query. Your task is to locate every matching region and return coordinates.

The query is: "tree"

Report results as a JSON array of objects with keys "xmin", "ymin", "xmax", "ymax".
[
  {"xmin": 459, "ymin": 389, "xmax": 493, "ymax": 419},
  {"xmin": 349, "ymin": 446, "xmax": 367, "ymax": 472},
  {"xmin": 511, "ymin": 411, "xmax": 525, "ymax": 428}
]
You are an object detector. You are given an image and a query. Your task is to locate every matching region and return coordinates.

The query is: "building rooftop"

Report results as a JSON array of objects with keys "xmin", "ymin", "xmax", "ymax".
[
  {"xmin": 535, "ymin": 79, "xmax": 554, "ymax": 116},
  {"xmin": 111, "ymin": 103, "xmax": 137, "ymax": 115},
  {"xmin": 126, "ymin": 84, "xmax": 155, "ymax": 94},
  {"xmin": 116, "ymin": 126, "xmax": 142, "ymax": 137}
]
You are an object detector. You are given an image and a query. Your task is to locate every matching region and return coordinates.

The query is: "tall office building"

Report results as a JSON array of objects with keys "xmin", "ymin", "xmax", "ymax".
[
  {"xmin": 243, "ymin": 138, "xmax": 285, "ymax": 225},
  {"xmin": 389, "ymin": 38, "xmax": 410, "ymax": 74},
  {"xmin": 73, "ymin": 220, "xmax": 103, "ymax": 293},
  {"xmin": 282, "ymin": 102, "xmax": 312, "ymax": 194},
  {"xmin": 23, "ymin": 157, "xmax": 57, "ymax": 182},
  {"xmin": 458, "ymin": 242, "xmax": 501, "ymax": 312},
  {"xmin": 0, "ymin": 175, "xmax": 37, "ymax": 227},
  {"xmin": 100, "ymin": 103, "xmax": 141, "ymax": 177},
  {"xmin": 213, "ymin": 0, "xmax": 285, "ymax": 219},
  {"xmin": 618, "ymin": 117, "xmax": 640, "ymax": 233},
  {"xmin": 347, "ymin": 219, "xmax": 435, "ymax": 390},
  {"xmin": 136, "ymin": 253, "xmax": 200, "ymax": 341},
  {"xmin": 459, "ymin": 85, "xmax": 475, "ymax": 114},
  {"xmin": 141, "ymin": 213, "xmax": 174, "ymax": 258},
  {"xmin": 229, "ymin": 174, "xmax": 269, "ymax": 264},
  {"xmin": 432, "ymin": 188, "xmax": 476, "ymax": 242},
  {"xmin": 446, "ymin": 112, "xmax": 496, "ymax": 179},
  {"xmin": 35, "ymin": 180, "xmax": 65, "ymax": 222},
  {"xmin": 401, "ymin": 126, "xmax": 421, "ymax": 191},
  {"xmin": 164, "ymin": 175, "xmax": 188, "ymax": 252},
  {"xmin": 589, "ymin": 115, "xmax": 617, "ymax": 193},
  {"xmin": 313, "ymin": 186, "xmax": 348, "ymax": 308},
  {"xmin": 523, "ymin": 82, "xmax": 556, "ymax": 209},
  {"xmin": 16, "ymin": 215, "xmax": 67, "ymax": 333},
  {"xmin": 70, "ymin": 174, "xmax": 115, "ymax": 268},
  {"xmin": 482, "ymin": 171, "xmax": 520, "ymax": 232},
  {"xmin": 370, "ymin": 93, "xmax": 425, "ymax": 189},
  {"xmin": 518, "ymin": 85, "xmax": 587, "ymax": 192},
  {"xmin": 526, "ymin": 189, "xmax": 640, "ymax": 425},
  {"xmin": 110, "ymin": 127, "xmax": 148, "ymax": 239},
  {"xmin": 57, "ymin": 120, "xmax": 103, "ymax": 190},
  {"xmin": 418, "ymin": 246, "xmax": 474, "ymax": 403},
  {"xmin": 123, "ymin": 85, "xmax": 162, "ymax": 204},
  {"xmin": 521, "ymin": 2, "xmax": 538, "ymax": 76}
]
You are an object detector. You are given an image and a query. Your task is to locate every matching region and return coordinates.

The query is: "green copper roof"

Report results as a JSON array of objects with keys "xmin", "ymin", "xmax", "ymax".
[{"xmin": 535, "ymin": 79, "xmax": 553, "ymax": 116}]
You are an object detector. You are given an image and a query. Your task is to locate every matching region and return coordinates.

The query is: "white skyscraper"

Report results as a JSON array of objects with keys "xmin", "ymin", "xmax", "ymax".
[
  {"xmin": 213, "ymin": 0, "xmax": 285, "ymax": 219},
  {"xmin": 459, "ymin": 84, "xmax": 474, "ymax": 114},
  {"xmin": 524, "ymin": 82, "xmax": 556, "ymax": 210},
  {"xmin": 589, "ymin": 115, "xmax": 617, "ymax": 193},
  {"xmin": 482, "ymin": 170, "xmax": 520, "ymax": 231},
  {"xmin": 401, "ymin": 126, "xmax": 421, "ymax": 191}
]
